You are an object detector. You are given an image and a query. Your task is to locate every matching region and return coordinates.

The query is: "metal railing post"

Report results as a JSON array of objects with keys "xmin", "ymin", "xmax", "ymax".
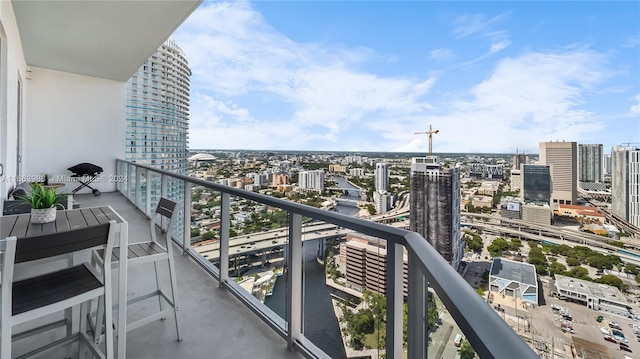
[
  {"xmin": 145, "ymin": 169, "xmax": 152, "ymax": 217},
  {"xmin": 386, "ymin": 242, "xmax": 403, "ymax": 359},
  {"xmin": 126, "ymin": 163, "xmax": 132, "ymax": 200},
  {"xmin": 183, "ymin": 181, "xmax": 192, "ymax": 254},
  {"xmin": 161, "ymin": 175, "xmax": 168, "ymax": 230},
  {"xmin": 135, "ymin": 166, "xmax": 141, "ymax": 209},
  {"xmin": 408, "ymin": 252, "xmax": 426, "ymax": 359},
  {"xmin": 286, "ymin": 213, "xmax": 303, "ymax": 350},
  {"xmin": 219, "ymin": 192, "xmax": 230, "ymax": 288}
]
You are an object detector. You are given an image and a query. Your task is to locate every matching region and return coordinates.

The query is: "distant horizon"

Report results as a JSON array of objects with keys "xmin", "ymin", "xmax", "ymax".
[
  {"xmin": 188, "ymin": 148, "xmax": 541, "ymax": 157},
  {"xmin": 175, "ymin": 1, "xmax": 638, "ymax": 153}
]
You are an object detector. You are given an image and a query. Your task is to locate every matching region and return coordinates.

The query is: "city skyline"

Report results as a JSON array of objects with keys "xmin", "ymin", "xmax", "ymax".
[{"xmin": 174, "ymin": 1, "xmax": 639, "ymax": 153}]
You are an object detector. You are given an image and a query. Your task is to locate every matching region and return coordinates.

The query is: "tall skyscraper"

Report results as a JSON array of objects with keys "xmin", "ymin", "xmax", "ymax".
[
  {"xmin": 539, "ymin": 141, "xmax": 577, "ymax": 205},
  {"xmin": 521, "ymin": 164, "xmax": 551, "ymax": 204},
  {"xmin": 604, "ymin": 154, "xmax": 612, "ymax": 176},
  {"xmin": 126, "ymin": 39, "xmax": 190, "ymax": 209},
  {"xmin": 298, "ymin": 170, "xmax": 325, "ymax": 192},
  {"xmin": 578, "ymin": 144, "xmax": 604, "ymax": 183},
  {"xmin": 375, "ymin": 162, "xmax": 389, "ymax": 192},
  {"xmin": 410, "ymin": 156, "xmax": 462, "ymax": 270},
  {"xmin": 611, "ymin": 145, "xmax": 640, "ymax": 227}
]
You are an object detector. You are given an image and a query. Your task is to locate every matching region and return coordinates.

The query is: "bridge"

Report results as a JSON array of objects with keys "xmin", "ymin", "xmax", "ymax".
[{"xmin": 326, "ymin": 187, "xmax": 361, "ymax": 196}]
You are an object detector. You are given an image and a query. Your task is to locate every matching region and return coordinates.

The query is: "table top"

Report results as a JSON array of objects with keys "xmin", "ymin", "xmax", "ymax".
[{"xmin": 1, "ymin": 206, "xmax": 125, "ymax": 239}]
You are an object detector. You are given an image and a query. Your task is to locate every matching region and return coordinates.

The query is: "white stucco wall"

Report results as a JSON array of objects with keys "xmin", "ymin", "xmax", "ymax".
[{"xmin": 23, "ymin": 67, "xmax": 126, "ymax": 194}]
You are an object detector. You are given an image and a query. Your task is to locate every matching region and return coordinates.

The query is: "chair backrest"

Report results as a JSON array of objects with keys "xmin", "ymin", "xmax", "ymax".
[
  {"xmin": 14, "ymin": 222, "xmax": 112, "ymax": 263},
  {"xmin": 150, "ymin": 198, "xmax": 177, "ymax": 245},
  {"xmin": 156, "ymin": 198, "xmax": 177, "ymax": 220}
]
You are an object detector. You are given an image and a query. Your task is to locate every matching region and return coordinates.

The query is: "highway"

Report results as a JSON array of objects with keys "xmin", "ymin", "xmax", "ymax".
[{"xmin": 193, "ymin": 191, "xmax": 640, "ymax": 266}]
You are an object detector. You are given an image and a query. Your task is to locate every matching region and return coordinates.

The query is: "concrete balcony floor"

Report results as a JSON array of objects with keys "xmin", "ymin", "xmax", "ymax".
[{"xmin": 16, "ymin": 192, "xmax": 303, "ymax": 359}]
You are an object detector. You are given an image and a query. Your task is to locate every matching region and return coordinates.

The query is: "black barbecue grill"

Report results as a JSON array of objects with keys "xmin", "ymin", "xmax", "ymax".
[{"xmin": 68, "ymin": 163, "xmax": 103, "ymax": 196}]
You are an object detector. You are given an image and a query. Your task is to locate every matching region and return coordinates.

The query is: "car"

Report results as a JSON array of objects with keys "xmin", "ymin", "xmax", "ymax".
[
  {"xmin": 600, "ymin": 327, "xmax": 612, "ymax": 335},
  {"xmin": 610, "ymin": 322, "xmax": 620, "ymax": 329},
  {"xmin": 620, "ymin": 344, "xmax": 633, "ymax": 353},
  {"xmin": 604, "ymin": 335, "xmax": 617, "ymax": 344}
]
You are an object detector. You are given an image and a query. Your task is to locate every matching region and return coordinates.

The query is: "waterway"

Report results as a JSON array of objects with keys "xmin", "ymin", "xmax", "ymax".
[{"xmin": 264, "ymin": 176, "xmax": 361, "ymax": 358}]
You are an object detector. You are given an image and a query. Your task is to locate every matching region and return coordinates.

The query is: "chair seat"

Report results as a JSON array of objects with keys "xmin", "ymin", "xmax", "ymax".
[
  {"xmin": 96, "ymin": 241, "xmax": 167, "ymax": 262},
  {"xmin": 13, "ymin": 263, "xmax": 102, "ymax": 316}
]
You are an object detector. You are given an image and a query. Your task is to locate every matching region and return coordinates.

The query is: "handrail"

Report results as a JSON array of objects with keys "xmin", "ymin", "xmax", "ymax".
[{"xmin": 117, "ymin": 159, "xmax": 538, "ymax": 358}]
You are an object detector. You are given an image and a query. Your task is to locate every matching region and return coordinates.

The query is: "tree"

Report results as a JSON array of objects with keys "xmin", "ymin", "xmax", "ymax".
[
  {"xmin": 549, "ymin": 261, "xmax": 567, "ymax": 277},
  {"xmin": 202, "ymin": 231, "xmax": 215, "ymax": 240},
  {"xmin": 566, "ymin": 256, "xmax": 581, "ymax": 267},
  {"xmin": 460, "ymin": 340, "xmax": 476, "ymax": 359},
  {"xmin": 625, "ymin": 264, "xmax": 639, "ymax": 275},
  {"xmin": 367, "ymin": 204, "xmax": 376, "ymax": 215},
  {"xmin": 488, "ymin": 238, "xmax": 510, "ymax": 257},
  {"xmin": 190, "ymin": 228, "xmax": 201, "ymax": 238},
  {"xmin": 567, "ymin": 266, "xmax": 590, "ymax": 280}
]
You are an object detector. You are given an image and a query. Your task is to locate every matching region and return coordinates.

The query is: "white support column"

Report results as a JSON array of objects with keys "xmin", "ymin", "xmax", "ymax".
[
  {"xmin": 385, "ymin": 242, "xmax": 403, "ymax": 359},
  {"xmin": 286, "ymin": 213, "xmax": 303, "ymax": 350},
  {"xmin": 219, "ymin": 193, "xmax": 230, "ymax": 288},
  {"xmin": 408, "ymin": 252, "xmax": 426, "ymax": 359},
  {"xmin": 182, "ymin": 181, "xmax": 192, "ymax": 254}
]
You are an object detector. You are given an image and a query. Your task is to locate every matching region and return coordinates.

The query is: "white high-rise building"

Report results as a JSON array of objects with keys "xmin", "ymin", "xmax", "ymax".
[
  {"xmin": 540, "ymin": 141, "xmax": 577, "ymax": 205},
  {"xmin": 298, "ymin": 170, "xmax": 325, "ymax": 192},
  {"xmin": 375, "ymin": 163, "xmax": 389, "ymax": 192},
  {"xmin": 611, "ymin": 145, "xmax": 640, "ymax": 227},
  {"xmin": 373, "ymin": 190, "xmax": 391, "ymax": 214},
  {"xmin": 578, "ymin": 144, "xmax": 604, "ymax": 183},
  {"xmin": 126, "ymin": 39, "xmax": 190, "ymax": 210}
]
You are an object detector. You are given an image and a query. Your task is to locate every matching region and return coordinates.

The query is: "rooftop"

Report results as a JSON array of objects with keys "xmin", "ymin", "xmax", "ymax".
[
  {"xmin": 490, "ymin": 258, "xmax": 537, "ymax": 287},
  {"xmin": 555, "ymin": 274, "xmax": 628, "ymax": 305}
]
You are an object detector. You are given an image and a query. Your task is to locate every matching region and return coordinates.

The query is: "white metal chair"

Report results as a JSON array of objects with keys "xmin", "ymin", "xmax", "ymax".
[
  {"xmin": 93, "ymin": 198, "xmax": 182, "ymax": 343},
  {"xmin": 0, "ymin": 221, "xmax": 116, "ymax": 359}
]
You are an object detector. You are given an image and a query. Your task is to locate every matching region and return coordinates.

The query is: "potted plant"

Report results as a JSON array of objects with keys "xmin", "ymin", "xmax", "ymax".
[{"xmin": 21, "ymin": 183, "xmax": 68, "ymax": 223}]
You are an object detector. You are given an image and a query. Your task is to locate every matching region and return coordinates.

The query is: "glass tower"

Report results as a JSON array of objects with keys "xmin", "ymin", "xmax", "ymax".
[
  {"xmin": 126, "ymin": 39, "xmax": 190, "ymax": 232},
  {"xmin": 522, "ymin": 164, "xmax": 551, "ymax": 204}
]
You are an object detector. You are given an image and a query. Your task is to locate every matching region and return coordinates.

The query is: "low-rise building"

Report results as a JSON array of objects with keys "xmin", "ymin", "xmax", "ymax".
[
  {"xmin": 471, "ymin": 195, "xmax": 493, "ymax": 209},
  {"xmin": 521, "ymin": 202, "xmax": 551, "ymax": 225},
  {"xmin": 489, "ymin": 258, "xmax": 538, "ymax": 305},
  {"xmin": 554, "ymin": 274, "xmax": 631, "ymax": 317},
  {"xmin": 556, "ymin": 204, "xmax": 605, "ymax": 223}
]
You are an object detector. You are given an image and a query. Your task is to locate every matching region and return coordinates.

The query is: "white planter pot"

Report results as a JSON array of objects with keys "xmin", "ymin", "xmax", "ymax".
[{"xmin": 31, "ymin": 207, "xmax": 57, "ymax": 224}]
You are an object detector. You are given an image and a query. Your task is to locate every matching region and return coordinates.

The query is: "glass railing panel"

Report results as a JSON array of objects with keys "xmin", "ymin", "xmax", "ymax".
[
  {"xmin": 170, "ymin": 180, "xmax": 185, "ymax": 246},
  {"xmin": 228, "ymin": 195, "xmax": 287, "ymax": 319},
  {"xmin": 128, "ymin": 164, "xmax": 136, "ymax": 204},
  {"xmin": 189, "ymin": 186, "xmax": 222, "ymax": 273}
]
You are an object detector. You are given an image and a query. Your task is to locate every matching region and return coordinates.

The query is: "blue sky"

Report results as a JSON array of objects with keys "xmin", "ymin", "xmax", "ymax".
[{"xmin": 174, "ymin": 1, "xmax": 640, "ymax": 154}]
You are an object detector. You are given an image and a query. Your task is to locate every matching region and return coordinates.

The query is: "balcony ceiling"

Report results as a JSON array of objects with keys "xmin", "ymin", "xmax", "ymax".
[{"xmin": 12, "ymin": 0, "xmax": 202, "ymax": 82}]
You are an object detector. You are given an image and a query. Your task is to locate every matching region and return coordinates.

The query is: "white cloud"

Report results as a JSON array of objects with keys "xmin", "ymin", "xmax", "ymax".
[
  {"xmin": 429, "ymin": 48, "xmax": 455, "ymax": 62},
  {"xmin": 623, "ymin": 36, "xmax": 640, "ymax": 48},
  {"xmin": 176, "ymin": 3, "xmax": 617, "ymax": 153},
  {"xmin": 457, "ymin": 40, "xmax": 511, "ymax": 67},
  {"xmin": 631, "ymin": 94, "xmax": 640, "ymax": 114},
  {"xmin": 452, "ymin": 13, "xmax": 509, "ymax": 38}
]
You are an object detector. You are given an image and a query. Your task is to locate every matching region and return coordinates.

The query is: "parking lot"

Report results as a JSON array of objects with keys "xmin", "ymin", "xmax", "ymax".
[{"xmin": 462, "ymin": 232, "xmax": 640, "ymax": 357}]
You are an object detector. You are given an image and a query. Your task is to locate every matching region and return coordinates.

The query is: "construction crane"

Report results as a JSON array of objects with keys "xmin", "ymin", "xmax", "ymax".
[{"xmin": 415, "ymin": 125, "xmax": 440, "ymax": 156}]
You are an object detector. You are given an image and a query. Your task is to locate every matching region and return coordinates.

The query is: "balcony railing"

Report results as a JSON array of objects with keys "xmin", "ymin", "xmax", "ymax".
[{"xmin": 116, "ymin": 159, "xmax": 537, "ymax": 358}]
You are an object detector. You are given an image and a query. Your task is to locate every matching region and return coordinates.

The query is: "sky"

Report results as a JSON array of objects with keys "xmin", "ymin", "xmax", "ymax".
[{"xmin": 173, "ymin": 1, "xmax": 640, "ymax": 154}]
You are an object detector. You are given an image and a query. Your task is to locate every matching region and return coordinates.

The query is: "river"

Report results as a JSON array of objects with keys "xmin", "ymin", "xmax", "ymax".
[{"xmin": 264, "ymin": 175, "xmax": 360, "ymax": 358}]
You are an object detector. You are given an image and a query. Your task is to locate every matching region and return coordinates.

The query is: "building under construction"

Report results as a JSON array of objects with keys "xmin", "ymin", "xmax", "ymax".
[{"xmin": 409, "ymin": 155, "xmax": 463, "ymax": 270}]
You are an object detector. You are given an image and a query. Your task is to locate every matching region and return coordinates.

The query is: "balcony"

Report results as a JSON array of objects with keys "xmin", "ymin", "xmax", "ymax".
[
  {"xmin": 82, "ymin": 160, "xmax": 535, "ymax": 358},
  {"xmin": 68, "ymin": 191, "xmax": 304, "ymax": 359}
]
